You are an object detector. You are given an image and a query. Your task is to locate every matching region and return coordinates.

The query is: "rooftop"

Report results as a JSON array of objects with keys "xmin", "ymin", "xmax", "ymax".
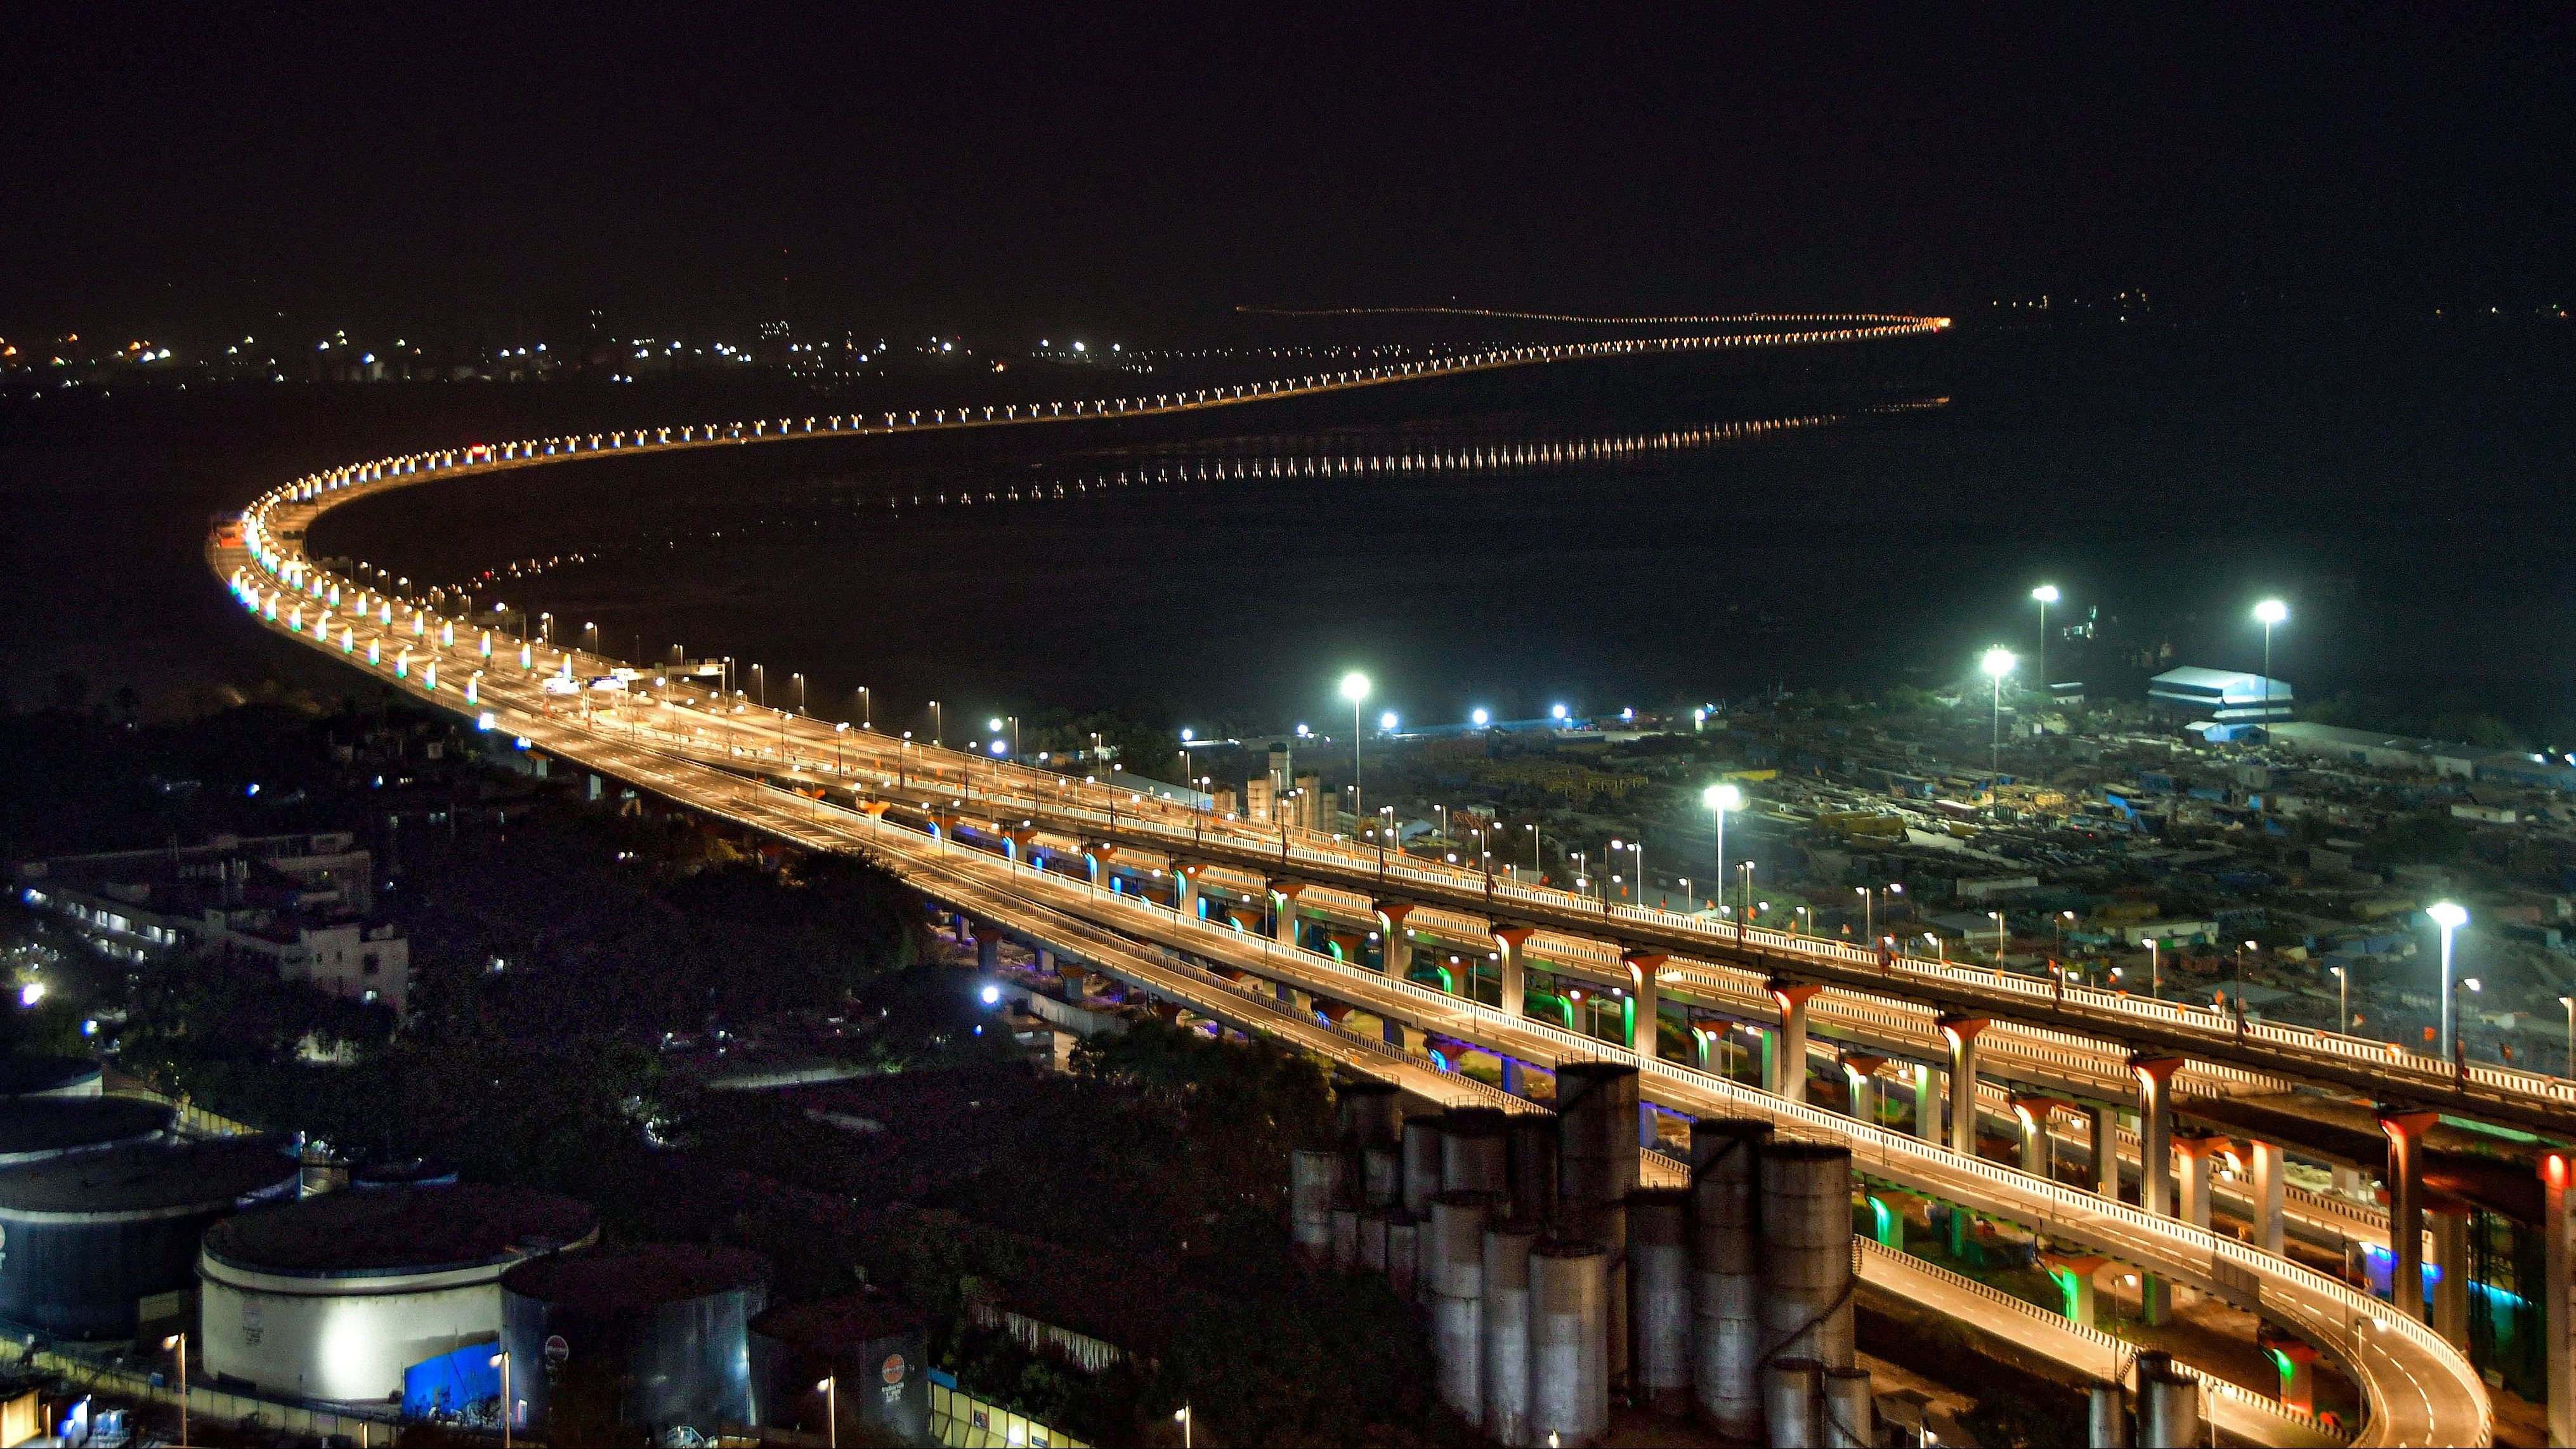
[
  {"xmin": 0, "ymin": 1136, "xmax": 295, "ymax": 1216},
  {"xmin": 752, "ymin": 1293, "xmax": 927, "ymax": 1349},
  {"xmin": 204, "ymin": 1183, "xmax": 598, "ymax": 1277},
  {"xmin": 501, "ymin": 1242, "xmax": 768, "ymax": 1311},
  {"xmin": 0, "ymin": 1098, "xmax": 171, "ymax": 1163}
]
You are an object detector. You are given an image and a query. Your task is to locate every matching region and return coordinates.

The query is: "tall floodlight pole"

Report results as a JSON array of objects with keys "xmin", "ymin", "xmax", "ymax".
[
  {"xmin": 1703, "ymin": 783, "xmax": 1742, "ymax": 924},
  {"xmin": 2255, "ymin": 599, "xmax": 2288, "ymax": 731},
  {"xmin": 2030, "ymin": 585, "xmax": 2058, "ymax": 701},
  {"xmin": 2430, "ymin": 901, "xmax": 2468, "ymax": 1060},
  {"xmin": 1340, "ymin": 672, "xmax": 1371, "ymax": 822},
  {"xmin": 1980, "ymin": 648, "xmax": 2016, "ymax": 779}
]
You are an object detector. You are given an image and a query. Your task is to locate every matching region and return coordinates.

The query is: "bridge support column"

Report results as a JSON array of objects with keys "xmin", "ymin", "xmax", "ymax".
[
  {"xmin": 1271, "ymin": 884, "xmax": 1304, "ymax": 948},
  {"xmin": 2274, "ymin": 1339, "xmax": 2320, "ymax": 1415},
  {"xmin": 2043, "ymin": 1254, "xmax": 2105, "ymax": 1328},
  {"xmin": 2173, "ymin": 1133, "xmax": 2219, "ymax": 1231},
  {"xmin": 2247, "ymin": 1139, "xmax": 2287, "ymax": 1256},
  {"xmin": 1500, "ymin": 1057, "xmax": 1523, "ymax": 1097},
  {"xmin": 1770, "ymin": 981, "xmax": 1823, "ymax": 1105},
  {"xmin": 1373, "ymin": 903, "xmax": 1416, "ymax": 976},
  {"xmin": 2538, "ymin": 1151, "xmax": 2575, "ymax": 1447},
  {"xmin": 1035, "ymin": 947, "xmax": 1054, "ymax": 976},
  {"xmin": 1626, "ymin": 953, "xmax": 1670, "ymax": 1061},
  {"xmin": 2433, "ymin": 1208, "xmax": 2471, "ymax": 1348},
  {"xmin": 2129, "ymin": 1057, "xmax": 2185, "ymax": 1218},
  {"xmin": 1937, "ymin": 1016, "xmax": 1989, "ymax": 1159},
  {"xmin": 1493, "ymin": 928, "xmax": 1531, "ymax": 1020},
  {"xmin": 977, "ymin": 933, "xmax": 1000, "ymax": 971},
  {"xmin": 2012, "ymin": 1097, "xmax": 2066, "ymax": 1179},
  {"xmin": 1842, "ymin": 1055, "xmax": 1885, "ymax": 1129},
  {"xmin": 2379, "ymin": 1108, "xmax": 2440, "ymax": 1323},
  {"xmin": 1384, "ymin": 1018, "xmax": 1426, "ymax": 1056},
  {"xmin": 2089, "ymin": 1106, "xmax": 2120, "ymax": 1199},
  {"xmin": 1914, "ymin": 1065, "xmax": 1941, "ymax": 1146},
  {"xmin": 1175, "ymin": 867, "xmax": 1201, "ymax": 919}
]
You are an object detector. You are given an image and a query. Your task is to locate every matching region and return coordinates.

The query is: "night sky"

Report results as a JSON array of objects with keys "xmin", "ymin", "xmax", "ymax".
[{"xmin": 3, "ymin": 6, "xmax": 2570, "ymax": 338}]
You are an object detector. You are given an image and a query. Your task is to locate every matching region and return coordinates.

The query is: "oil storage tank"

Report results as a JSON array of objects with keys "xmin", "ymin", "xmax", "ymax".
[
  {"xmin": 199, "ymin": 1184, "xmax": 599, "ymax": 1403},
  {"xmin": 0, "ymin": 1136, "xmax": 297, "ymax": 1338},
  {"xmin": 0, "ymin": 1057, "xmax": 104, "ymax": 1099},
  {"xmin": 501, "ymin": 1243, "xmax": 769, "ymax": 1441},
  {"xmin": 0, "ymin": 1099, "xmax": 171, "ymax": 1167},
  {"xmin": 750, "ymin": 1294, "xmax": 931, "ymax": 1446}
]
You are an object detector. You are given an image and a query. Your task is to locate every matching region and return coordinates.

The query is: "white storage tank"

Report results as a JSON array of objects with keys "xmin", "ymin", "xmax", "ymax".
[
  {"xmin": 0, "ymin": 1098, "xmax": 173, "ymax": 1167},
  {"xmin": 199, "ymin": 1184, "xmax": 598, "ymax": 1404}
]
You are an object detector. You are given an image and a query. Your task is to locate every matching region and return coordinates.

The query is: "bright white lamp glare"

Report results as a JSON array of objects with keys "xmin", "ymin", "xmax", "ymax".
[
  {"xmin": 2031, "ymin": 584, "xmax": 2060, "ymax": 604},
  {"xmin": 2255, "ymin": 598, "xmax": 2289, "ymax": 625},
  {"xmin": 1339, "ymin": 671, "xmax": 1371, "ymax": 703},
  {"xmin": 1471, "ymin": 708, "xmax": 1490, "ymax": 726},
  {"xmin": 2428, "ymin": 901, "xmax": 2468, "ymax": 930},
  {"xmin": 1379, "ymin": 711, "xmax": 1399, "ymax": 731},
  {"xmin": 1703, "ymin": 783, "xmax": 1743, "ymax": 811},
  {"xmin": 1981, "ymin": 646, "xmax": 2016, "ymax": 679}
]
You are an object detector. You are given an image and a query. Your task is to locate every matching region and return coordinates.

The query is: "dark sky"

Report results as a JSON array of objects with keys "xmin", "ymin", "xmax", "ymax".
[{"xmin": 4, "ymin": 5, "xmax": 2569, "ymax": 339}]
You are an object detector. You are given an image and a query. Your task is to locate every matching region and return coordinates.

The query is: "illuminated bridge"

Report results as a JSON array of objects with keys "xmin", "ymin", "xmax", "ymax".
[{"xmin": 210, "ymin": 315, "xmax": 2527, "ymax": 1446}]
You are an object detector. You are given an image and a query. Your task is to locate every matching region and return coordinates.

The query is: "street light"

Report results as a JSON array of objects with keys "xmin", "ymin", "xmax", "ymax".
[
  {"xmin": 1704, "ymin": 783, "xmax": 1742, "ymax": 928},
  {"xmin": 1979, "ymin": 647, "xmax": 2015, "ymax": 778},
  {"xmin": 817, "ymin": 1376, "xmax": 837, "ymax": 1449},
  {"xmin": 490, "ymin": 1349, "xmax": 513, "ymax": 1449},
  {"xmin": 163, "ymin": 1332, "xmax": 187, "ymax": 1447},
  {"xmin": 1340, "ymin": 672, "xmax": 1371, "ymax": 818},
  {"xmin": 2429, "ymin": 901, "xmax": 2468, "ymax": 1059},
  {"xmin": 2254, "ymin": 599, "xmax": 2288, "ymax": 730},
  {"xmin": 2331, "ymin": 965, "xmax": 2350, "ymax": 1036},
  {"xmin": 2030, "ymin": 584, "xmax": 2059, "ymax": 698},
  {"xmin": 1175, "ymin": 1404, "xmax": 1193, "ymax": 1448}
]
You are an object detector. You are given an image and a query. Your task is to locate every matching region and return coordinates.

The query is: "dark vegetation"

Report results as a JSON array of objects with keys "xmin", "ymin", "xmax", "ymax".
[{"xmin": 4, "ymin": 688, "xmax": 1461, "ymax": 1446}]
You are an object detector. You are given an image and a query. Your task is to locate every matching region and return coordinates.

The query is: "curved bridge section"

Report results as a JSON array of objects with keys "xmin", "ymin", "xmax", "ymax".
[{"xmin": 209, "ymin": 318, "xmax": 2494, "ymax": 1447}]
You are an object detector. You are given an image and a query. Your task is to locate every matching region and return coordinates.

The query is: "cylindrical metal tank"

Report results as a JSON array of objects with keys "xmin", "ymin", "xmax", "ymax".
[
  {"xmin": 1441, "ymin": 1108, "xmax": 1509, "ymax": 1195},
  {"xmin": 2136, "ymin": 1363, "xmax": 2201, "ymax": 1449},
  {"xmin": 1361, "ymin": 1146, "xmax": 1400, "ymax": 1209},
  {"xmin": 1762, "ymin": 1357, "xmax": 1824, "ymax": 1448},
  {"xmin": 1528, "ymin": 1240, "xmax": 1610, "ymax": 1448},
  {"xmin": 1288, "ymin": 1148, "xmax": 1341, "ymax": 1264},
  {"xmin": 1358, "ymin": 1210, "xmax": 1389, "ymax": 1273},
  {"xmin": 1401, "ymin": 1113, "xmax": 1445, "ymax": 1216},
  {"xmin": 749, "ymin": 1294, "xmax": 930, "ymax": 1447},
  {"xmin": 1760, "ymin": 1142, "xmax": 1855, "ymax": 1370},
  {"xmin": 1508, "ymin": 1114, "xmax": 1558, "ymax": 1228},
  {"xmin": 1691, "ymin": 1118, "xmax": 1771, "ymax": 1437},
  {"xmin": 1427, "ymin": 1193, "xmax": 1491, "ymax": 1424},
  {"xmin": 1626, "ymin": 1188, "xmax": 1692, "ymax": 1417},
  {"xmin": 2088, "ymin": 1380, "xmax": 2133, "ymax": 1447},
  {"xmin": 1821, "ymin": 1365, "xmax": 1874, "ymax": 1448},
  {"xmin": 351, "ymin": 1157, "xmax": 460, "ymax": 1191},
  {"xmin": 0, "ymin": 1136, "xmax": 296, "ymax": 1339},
  {"xmin": 0, "ymin": 1098, "xmax": 171, "ymax": 1167},
  {"xmin": 1480, "ymin": 1223, "xmax": 1538, "ymax": 1448},
  {"xmin": 1385, "ymin": 1213, "xmax": 1421, "ymax": 1299},
  {"xmin": 1330, "ymin": 1207, "xmax": 1361, "ymax": 1271},
  {"xmin": 1554, "ymin": 1064, "xmax": 1637, "ymax": 1388},
  {"xmin": 1336, "ymin": 1080, "xmax": 1402, "ymax": 1151},
  {"xmin": 0, "ymin": 1056, "xmax": 103, "ymax": 1099},
  {"xmin": 500, "ymin": 1243, "xmax": 769, "ymax": 1443},
  {"xmin": 200, "ymin": 1184, "xmax": 599, "ymax": 1403}
]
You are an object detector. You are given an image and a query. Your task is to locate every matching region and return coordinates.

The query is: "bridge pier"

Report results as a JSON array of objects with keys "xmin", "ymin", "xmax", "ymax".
[
  {"xmin": 1493, "ymin": 928, "xmax": 1531, "ymax": 1020},
  {"xmin": 2380, "ymin": 1108, "xmax": 2440, "ymax": 1323},
  {"xmin": 1937, "ymin": 1016, "xmax": 1989, "ymax": 1158},
  {"xmin": 2432, "ymin": 1207, "xmax": 2471, "ymax": 1347},
  {"xmin": 1271, "ymin": 884, "xmax": 1304, "ymax": 947},
  {"xmin": 2089, "ymin": 1106, "xmax": 2120, "ymax": 1199},
  {"xmin": 2130, "ymin": 1057, "xmax": 2185, "ymax": 1218},
  {"xmin": 2247, "ymin": 1138, "xmax": 2287, "ymax": 1255},
  {"xmin": 1769, "ymin": 982, "xmax": 1822, "ymax": 1105},
  {"xmin": 2173, "ymin": 1132, "xmax": 2220, "ymax": 1232},
  {"xmin": 1175, "ymin": 866, "xmax": 1201, "ymax": 919},
  {"xmin": 2539, "ymin": 1151, "xmax": 2575, "ymax": 1448},
  {"xmin": 1842, "ymin": 1056, "xmax": 1884, "ymax": 1129},
  {"xmin": 1914, "ymin": 1065, "xmax": 1941, "ymax": 1146},
  {"xmin": 1626, "ymin": 953, "xmax": 1670, "ymax": 1061}
]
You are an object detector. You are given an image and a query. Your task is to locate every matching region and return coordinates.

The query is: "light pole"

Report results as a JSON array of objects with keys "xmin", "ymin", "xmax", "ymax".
[
  {"xmin": 930, "ymin": 699, "xmax": 942, "ymax": 749},
  {"xmin": 2332, "ymin": 965, "xmax": 2350, "ymax": 1036},
  {"xmin": 858, "ymin": 685, "xmax": 872, "ymax": 730},
  {"xmin": 1980, "ymin": 646, "xmax": 2015, "ymax": 779},
  {"xmin": 792, "ymin": 672, "xmax": 806, "ymax": 714},
  {"xmin": 1526, "ymin": 822, "xmax": 1541, "ymax": 878},
  {"xmin": 752, "ymin": 664, "xmax": 766, "ymax": 707},
  {"xmin": 1857, "ymin": 886, "xmax": 1873, "ymax": 941},
  {"xmin": 1987, "ymin": 910, "xmax": 2007, "ymax": 964},
  {"xmin": 817, "ymin": 1376, "xmax": 837, "ymax": 1449},
  {"xmin": 2561, "ymin": 995, "xmax": 2574, "ymax": 1079},
  {"xmin": 1704, "ymin": 782, "xmax": 1742, "ymax": 925},
  {"xmin": 2254, "ymin": 599, "xmax": 2288, "ymax": 730},
  {"xmin": 1175, "ymin": 1404, "xmax": 1193, "ymax": 1448},
  {"xmin": 1340, "ymin": 671, "xmax": 1371, "ymax": 820},
  {"xmin": 2430, "ymin": 901, "xmax": 2468, "ymax": 1059},
  {"xmin": 163, "ymin": 1332, "xmax": 187, "ymax": 1447},
  {"xmin": 2147, "ymin": 939, "xmax": 2161, "ymax": 1000},
  {"xmin": 490, "ymin": 1349, "xmax": 512, "ymax": 1449},
  {"xmin": 2030, "ymin": 584, "xmax": 2058, "ymax": 699}
]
